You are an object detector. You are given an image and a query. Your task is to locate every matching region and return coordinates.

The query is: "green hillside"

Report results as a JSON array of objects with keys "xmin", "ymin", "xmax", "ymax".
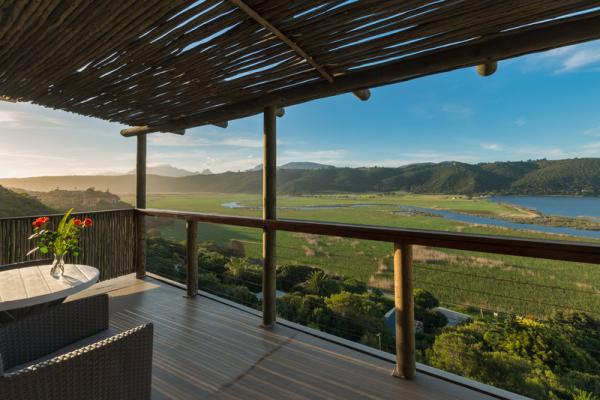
[
  {"xmin": 1, "ymin": 158, "xmax": 599, "ymax": 195},
  {"xmin": 31, "ymin": 188, "xmax": 132, "ymax": 212},
  {"xmin": 0, "ymin": 186, "xmax": 54, "ymax": 217}
]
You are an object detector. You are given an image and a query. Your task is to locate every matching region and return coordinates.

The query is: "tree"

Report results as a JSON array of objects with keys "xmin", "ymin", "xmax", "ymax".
[
  {"xmin": 277, "ymin": 293, "xmax": 333, "ymax": 328},
  {"xmin": 325, "ymin": 291, "xmax": 393, "ymax": 350},
  {"xmin": 277, "ymin": 264, "xmax": 323, "ymax": 291},
  {"xmin": 294, "ymin": 271, "xmax": 342, "ymax": 297},
  {"xmin": 341, "ymin": 278, "xmax": 368, "ymax": 294},
  {"xmin": 223, "ymin": 257, "xmax": 262, "ymax": 292},
  {"xmin": 426, "ymin": 316, "xmax": 600, "ymax": 400},
  {"xmin": 198, "ymin": 248, "xmax": 228, "ymax": 275},
  {"xmin": 414, "ymin": 288, "xmax": 439, "ymax": 309}
]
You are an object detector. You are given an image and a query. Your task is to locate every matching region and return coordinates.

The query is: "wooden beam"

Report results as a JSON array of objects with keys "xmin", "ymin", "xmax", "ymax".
[
  {"xmin": 212, "ymin": 121, "xmax": 228, "ymax": 129},
  {"xmin": 121, "ymin": 126, "xmax": 186, "ymax": 137},
  {"xmin": 133, "ymin": 12, "xmax": 600, "ymax": 133},
  {"xmin": 393, "ymin": 243, "xmax": 415, "ymax": 380},
  {"xmin": 135, "ymin": 134, "xmax": 147, "ymax": 278},
  {"xmin": 186, "ymin": 220, "xmax": 198, "ymax": 297},
  {"xmin": 229, "ymin": 0, "xmax": 334, "ymax": 83},
  {"xmin": 0, "ymin": 95, "xmax": 16, "ymax": 103},
  {"xmin": 229, "ymin": 0, "xmax": 367, "ymax": 101},
  {"xmin": 262, "ymin": 105, "xmax": 277, "ymax": 328}
]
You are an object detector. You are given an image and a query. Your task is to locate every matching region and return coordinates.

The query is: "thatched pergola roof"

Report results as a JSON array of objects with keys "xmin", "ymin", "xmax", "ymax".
[{"xmin": 1, "ymin": 1, "xmax": 600, "ymax": 133}]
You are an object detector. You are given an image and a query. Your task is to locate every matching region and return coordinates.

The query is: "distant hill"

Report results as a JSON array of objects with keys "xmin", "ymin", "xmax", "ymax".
[
  {"xmin": 30, "ymin": 188, "xmax": 132, "ymax": 212},
  {"xmin": 248, "ymin": 162, "xmax": 335, "ymax": 172},
  {"xmin": 127, "ymin": 164, "xmax": 206, "ymax": 177},
  {"xmin": 0, "ymin": 186, "xmax": 54, "ymax": 217},
  {"xmin": 1, "ymin": 158, "xmax": 599, "ymax": 196}
]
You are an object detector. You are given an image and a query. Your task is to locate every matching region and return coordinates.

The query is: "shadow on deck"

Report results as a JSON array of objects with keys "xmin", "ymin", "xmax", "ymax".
[{"xmin": 72, "ymin": 274, "xmax": 497, "ymax": 400}]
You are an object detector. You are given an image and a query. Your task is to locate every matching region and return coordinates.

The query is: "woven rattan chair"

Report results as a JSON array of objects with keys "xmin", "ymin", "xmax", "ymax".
[{"xmin": 0, "ymin": 294, "xmax": 153, "ymax": 400}]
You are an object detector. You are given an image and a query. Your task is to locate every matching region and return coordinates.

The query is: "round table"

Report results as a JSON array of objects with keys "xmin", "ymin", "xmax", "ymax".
[{"xmin": 0, "ymin": 264, "xmax": 99, "ymax": 321}]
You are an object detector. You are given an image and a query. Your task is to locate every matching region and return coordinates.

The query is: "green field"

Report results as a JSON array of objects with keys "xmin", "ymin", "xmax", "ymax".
[{"xmin": 130, "ymin": 193, "xmax": 600, "ymax": 319}]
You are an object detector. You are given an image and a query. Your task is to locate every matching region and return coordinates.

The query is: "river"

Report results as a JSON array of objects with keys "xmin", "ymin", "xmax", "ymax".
[
  {"xmin": 491, "ymin": 196, "xmax": 600, "ymax": 219},
  {"xmin": 222, "ymin": 197, "xmax": 600, "ymax": 239}
]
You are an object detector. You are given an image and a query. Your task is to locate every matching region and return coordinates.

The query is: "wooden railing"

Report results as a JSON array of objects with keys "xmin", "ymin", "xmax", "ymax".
[
  {"xmin": 2, "ymin": 207, "xmax": 600, "ymax": 383},
  {"xmin": 0, "ymin": 209, "xmax": 138, "ymax": 281},
  {"xmin": 138, "ymin": 207, "xmax": 600, "ymax": 379},
  {"xmin": 139, "ymin": 208, "xmax": 600, "ymax": 264}
]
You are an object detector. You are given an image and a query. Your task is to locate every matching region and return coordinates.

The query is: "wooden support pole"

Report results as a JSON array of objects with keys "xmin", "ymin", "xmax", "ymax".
[
  {"xmin": 135, "ymin": 134, "xmax": 147, "ymax": 278},
  {"xmin": 186, "ymin": 220, "xmax": 198, "ymax": 297},
  {"xmin": 262, "ymin": 105, "xmax": 277, "ymax": 328},
  {"xmin": 393, "ymin": 242, "xmax": 415, "ymax": 379},
  {"xmin": 121, "ymin": 127, "xmax": 186, "ymax": 137}
]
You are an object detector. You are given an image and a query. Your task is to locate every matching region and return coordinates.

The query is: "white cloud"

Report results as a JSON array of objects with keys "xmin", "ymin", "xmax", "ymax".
[
  {"xmin": 583, "ymin": 141, "xmax": 600, "ymax": 149},
  {"xmin": 441, "ymin": 104, "xmax": 472, "ymax": 118},
  {"xmin": 580, "ymin": 141, "xmax": 600, "ymax": 156},
  {"xmin": 559, "ymin": 48, "xmax": 600, "ymax": 73},
  {"xmin": 0, "ymin": 111, "xmax": 18, "ymax": 123},
  {"xmin": 526, "ymin": 41, "xmax": 600, "ymax": 74},
  {"xmin": 512, "ymin": 147, "xmax": 564, "ymax": 158},
  {"xmin": 582, "ymin": 125, "xmax": 600, "ymax": 137},
  {"xmin": 514, "ymin": 117, "xmax": 526, "ymax": 127},
  {"xmin": 283, "ymin": 149, "xmax": 346, "ymax": 158},
  {"xmin": 218, "ymin": 137, "xmax": 262, "ymax": 148},
  {"xmin": 481, "ymin": 143, "xmax": 501, "ymax": 151},
  {"xmin": 147, "ymin": 148, "xmax": 261, "ymax": 172},
  {"xmin": 147, "ymin": 132, "xmax": 262, "ymax": 148}
]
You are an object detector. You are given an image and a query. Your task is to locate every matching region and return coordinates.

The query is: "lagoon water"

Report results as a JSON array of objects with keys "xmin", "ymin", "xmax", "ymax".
[
  {"xmin": 401, "ymin": 206, "xmax": 600, "ymax": 239},
  {"xmin": 491, "ymin": 196, "xmax": 600, "ymax": 219},
  {"xmin": 222, "ymin": 197, "xmax": 600, "ymax": 240}
]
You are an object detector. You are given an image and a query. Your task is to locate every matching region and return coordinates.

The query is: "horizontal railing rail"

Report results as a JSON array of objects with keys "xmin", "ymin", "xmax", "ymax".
[
  {"xmin": 139, "ymin": 208, "xmax": 600, "ymax": 264},
  {"xmin": 0, "ymin": 208, "xmax": 135, "ymax": 221},
  {"xmin": 140, "ymin": 206, "xmax": 600, "ymax": 386},
  {"xmin": 0, "ymin": 209, "xmax": 138, "ymax": 280}
]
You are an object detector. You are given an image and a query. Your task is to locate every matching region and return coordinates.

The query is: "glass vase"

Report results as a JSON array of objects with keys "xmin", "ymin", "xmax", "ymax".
[{"xmin": 50, "ymin": 253, "xmax": 66, "ymax": 277}]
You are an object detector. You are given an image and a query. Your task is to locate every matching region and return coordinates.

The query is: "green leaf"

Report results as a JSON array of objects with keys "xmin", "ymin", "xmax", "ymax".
[{"xmin": 57, "ymin": 208, "xmax": 74, "ymax": 234}]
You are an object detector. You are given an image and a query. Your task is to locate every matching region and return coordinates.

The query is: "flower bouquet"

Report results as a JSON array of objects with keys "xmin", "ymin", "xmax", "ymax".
[{"xmin": 28, "ymin": 208, "xmax": 93, "ymax": 277}]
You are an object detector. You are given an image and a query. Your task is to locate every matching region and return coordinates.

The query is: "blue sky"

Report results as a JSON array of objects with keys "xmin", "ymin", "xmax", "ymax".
[{"xmin": 1, "ymin": 40, "xmax": 600, "ymax": 178}]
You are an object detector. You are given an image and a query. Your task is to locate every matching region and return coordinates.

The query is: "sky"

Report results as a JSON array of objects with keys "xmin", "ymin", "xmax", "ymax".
[{"xmin": 1, "ymin": 40, "xmax": 600, "ymax": 178}]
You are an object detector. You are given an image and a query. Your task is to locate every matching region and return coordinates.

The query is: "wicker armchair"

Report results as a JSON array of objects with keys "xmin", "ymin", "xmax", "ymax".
[{"xmin": 0, "ymin": 294, "xmax": 153, "ymax": 400}]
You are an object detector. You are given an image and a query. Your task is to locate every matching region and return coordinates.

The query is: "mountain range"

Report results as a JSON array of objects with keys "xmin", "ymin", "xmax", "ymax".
[
  {"xmin": 248, "ymin": 162, "xmax": 335, "ymax": 172},
  {"xmin": 0, "ymin": 158, "xmax": 598, "ymax": 196},
  {"xmin": 126, "ymin": 164, "xmax": 212, "ymax": 177}
]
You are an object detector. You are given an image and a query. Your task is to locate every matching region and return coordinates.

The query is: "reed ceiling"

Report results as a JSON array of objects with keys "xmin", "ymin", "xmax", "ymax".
[{"xmin": 1, "ymin": 0, "xmax": 600, "ymax": 132}]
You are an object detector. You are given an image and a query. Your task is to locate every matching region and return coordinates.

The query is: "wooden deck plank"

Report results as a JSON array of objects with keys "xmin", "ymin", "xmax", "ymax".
[{"xmin": 73, "ymin": 274, "xmax": 497, "ymax": 400}]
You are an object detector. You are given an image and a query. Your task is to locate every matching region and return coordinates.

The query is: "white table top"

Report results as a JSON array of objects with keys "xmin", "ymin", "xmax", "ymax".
[{"xmin": 0, "ymin": 264, "xmax": 99, "ymax": 312}]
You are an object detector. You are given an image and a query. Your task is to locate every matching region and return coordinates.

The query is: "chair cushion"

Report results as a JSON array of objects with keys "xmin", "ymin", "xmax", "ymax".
[{"xmin": 5, "ymin": 327, "xmax": 117, "ymax": 374}]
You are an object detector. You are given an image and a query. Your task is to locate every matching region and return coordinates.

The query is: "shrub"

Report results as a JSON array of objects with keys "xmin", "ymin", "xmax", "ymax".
[{"xmin": 277, "ymin": 264, "xmax": 323, "ymax": 291}]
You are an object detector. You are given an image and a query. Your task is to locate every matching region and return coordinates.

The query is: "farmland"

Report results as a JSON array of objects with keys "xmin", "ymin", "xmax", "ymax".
[{"xmin": 127, "ymin": 192, "xmax": 600, "ymax": 319}]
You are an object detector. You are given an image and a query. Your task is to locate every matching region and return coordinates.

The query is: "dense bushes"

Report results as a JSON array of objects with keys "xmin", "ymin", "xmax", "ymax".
[
  {"xmin": 427, "ymin": 314, "xmax": 600, "ymax": 399},
  {"xmin": 146, "ymin": 237, "xmax": 600, "ymax": 400}
]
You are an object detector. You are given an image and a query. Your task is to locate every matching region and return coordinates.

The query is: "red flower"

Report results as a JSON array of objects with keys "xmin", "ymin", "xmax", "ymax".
[
  {"xmin": 32, "ymin": 217, "xmax": 49, "ymax": 228},
  {"xmin": 73, "ymin": 219, "xmax": 82, "ymax": 226},
  {"xmin": 83, "ymin": 218, "xmax": 93, "ymax": 227}
]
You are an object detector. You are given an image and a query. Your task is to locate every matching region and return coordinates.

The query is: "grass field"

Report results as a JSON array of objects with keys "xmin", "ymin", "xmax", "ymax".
[{"xmin": 129, "ymin": 193, "xmax": 600, "ymax": 319}]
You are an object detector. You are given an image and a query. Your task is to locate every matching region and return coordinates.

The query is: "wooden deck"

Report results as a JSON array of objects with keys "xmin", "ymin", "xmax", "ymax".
[{"xmin": 72, "ymin": 274, "xmax": 497, "ymax": 400}]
